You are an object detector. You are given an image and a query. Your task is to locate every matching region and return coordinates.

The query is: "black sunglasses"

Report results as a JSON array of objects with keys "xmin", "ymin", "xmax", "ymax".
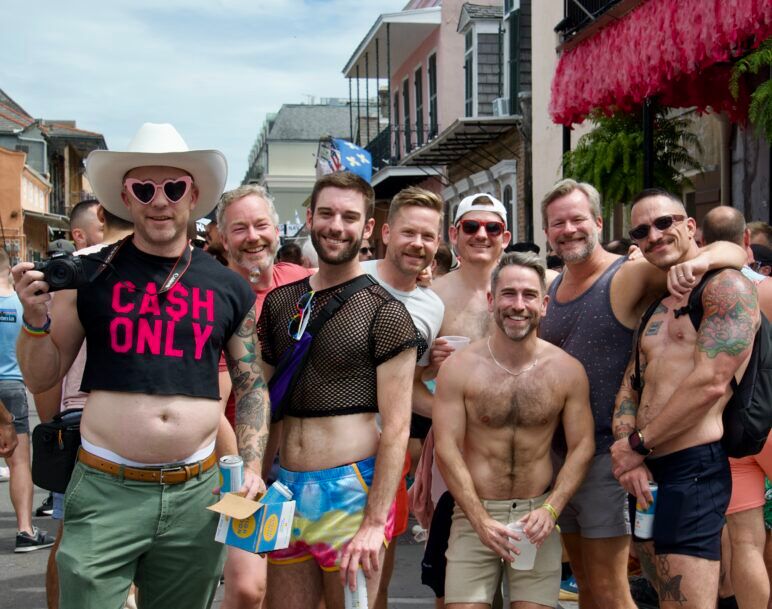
[
  {"xmin": 628, "ymin": 215, "xmax": 686, "ymax": 241},
  {"xmin": 458, "ymin": 219, "xmax": 505, "ymax": 236},
  {"xmin": 360, "ymin": 247, "xmax": 374, "ymax": 255}
]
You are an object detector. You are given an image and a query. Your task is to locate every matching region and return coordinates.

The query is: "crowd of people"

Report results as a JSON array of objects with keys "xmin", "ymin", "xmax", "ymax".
[{"xmin": 0, "ymin": 121, "xmax": 771, "ymax": 609}]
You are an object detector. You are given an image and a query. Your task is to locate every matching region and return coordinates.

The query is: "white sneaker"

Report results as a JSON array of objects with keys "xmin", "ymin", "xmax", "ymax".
[{"xmin": 0, "ymin": 466, "xmax": 9, "ymax": 482}]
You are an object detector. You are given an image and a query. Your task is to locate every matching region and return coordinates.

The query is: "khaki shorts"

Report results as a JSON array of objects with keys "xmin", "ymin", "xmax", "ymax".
[{"xmin": 444, "ymin": 493, "xmax": 561, "ymax": 607}]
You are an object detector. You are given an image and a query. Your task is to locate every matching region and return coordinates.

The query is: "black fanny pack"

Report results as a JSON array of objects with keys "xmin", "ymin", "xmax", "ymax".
[{"xmin": 31, "ymin": 408, "xmax": 83, "ymax": 493}]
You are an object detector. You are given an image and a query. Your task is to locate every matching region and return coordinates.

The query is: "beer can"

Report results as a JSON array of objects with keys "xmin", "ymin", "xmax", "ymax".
[
  {"xmin": 633, "ymin": 482, "xmax": 658, "ymax": 539},
  {"xmin": 261, "ymin": 480, "xmax": 293, "ymax": 504},
  {"xmin": 219, "ymin": 455, "xmax": 244, "ymax": 495},
  {"xmin": 343, "ymin": 569, "xmax": 368, "ymax": 609}
]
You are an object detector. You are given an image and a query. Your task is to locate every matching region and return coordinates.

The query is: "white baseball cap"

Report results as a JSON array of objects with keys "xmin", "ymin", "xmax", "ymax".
[{"xmin": 453, "ymin": 193, "xmax": 508, "ymax": 228}]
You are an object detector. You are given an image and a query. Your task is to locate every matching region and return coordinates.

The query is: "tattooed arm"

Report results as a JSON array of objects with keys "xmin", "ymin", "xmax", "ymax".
[
  {"xmin": 224, "ymin": 307, "xmax": 270, "ymax": 496},
  {"xmin": 641, "ymin": 270, "xmax": 760, "ymax": 447},
  {"xmin": 612, "ymin": 356, "xmax": 639, "ymax": 441},
  {"xmin": 611, "ymin": 356, "xmax": 655, "ymax": 502}
]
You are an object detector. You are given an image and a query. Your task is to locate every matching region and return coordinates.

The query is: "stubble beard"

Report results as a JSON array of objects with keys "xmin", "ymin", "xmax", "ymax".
[{"xmin": 310, "ymin": 228, "xmax": 363, "ymax": 265}]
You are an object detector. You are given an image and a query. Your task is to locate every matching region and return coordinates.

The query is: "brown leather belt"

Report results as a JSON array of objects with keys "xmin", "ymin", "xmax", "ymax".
[{"xmin": 78, "ymin": 447, "xmax": 217, "ymax": 485}]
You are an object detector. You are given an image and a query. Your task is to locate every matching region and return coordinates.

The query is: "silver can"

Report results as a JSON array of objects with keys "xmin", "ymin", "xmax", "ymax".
[{"xmin": 219, "ymin": 455, "xmax": 244, "ymax": 495}]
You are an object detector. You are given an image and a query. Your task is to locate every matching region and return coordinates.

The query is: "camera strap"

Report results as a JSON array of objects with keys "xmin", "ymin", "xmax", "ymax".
[{"xmin": 88, "ymin": 235, "xmax": 193, "ymax": 294}]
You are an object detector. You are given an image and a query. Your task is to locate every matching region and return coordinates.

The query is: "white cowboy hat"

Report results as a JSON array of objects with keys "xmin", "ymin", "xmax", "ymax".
[{"xmin": 85, "ymin": 122, "xmax": 227, "ymax": 222}]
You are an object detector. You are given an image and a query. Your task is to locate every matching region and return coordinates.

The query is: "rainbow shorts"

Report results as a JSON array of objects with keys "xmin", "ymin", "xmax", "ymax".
[{"xmin": 268, "ymin": 456, "xmax": 396, "ymax": 571}]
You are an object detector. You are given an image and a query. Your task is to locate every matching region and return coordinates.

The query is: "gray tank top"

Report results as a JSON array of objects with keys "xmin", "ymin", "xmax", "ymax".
[{"xmin": 541, "ymin": 256, "xmax": 633, "ymax": 454}]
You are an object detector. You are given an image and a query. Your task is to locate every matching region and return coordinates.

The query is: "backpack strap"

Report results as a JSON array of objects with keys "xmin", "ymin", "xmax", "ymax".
[
  {"xmin": 631, "ymin": 293, "xmax": 668, "ymax": 392},
  {"xmin": 306, "ymin": 274, "xmax": 378, "ymax": 336}
]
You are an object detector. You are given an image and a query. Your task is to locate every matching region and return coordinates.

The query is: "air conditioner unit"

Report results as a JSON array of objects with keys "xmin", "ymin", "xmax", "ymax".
[{"xmin": 492, "ymin": 97, "xmax": 509, "ymax": 117}]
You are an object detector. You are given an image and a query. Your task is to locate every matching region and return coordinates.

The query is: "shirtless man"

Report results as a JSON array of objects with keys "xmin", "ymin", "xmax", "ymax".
[
  {"xmin": 259, "ymin": 171, "xmax": 422, "ymax": 609},
  {"xmin": 539, "ymin": 179, "xmax": 745, "ymax": 609},
  {"xmin": 434, "ymin": 252, "xmax": 595, "ymax": 608},
  {"xmin": 423, "ymin": 193, "xmax": 511, "ymax": 603},
  {"xmin": 216, "ymin": 184, "xmax": 313, "ymax": 609},
  {"xmin": 611, "ymin": 188, "xmax": 760, "ymax": 609},
  {"xmin": 12, "ymin": 123, "xmax": 268, "ymax": 609}
]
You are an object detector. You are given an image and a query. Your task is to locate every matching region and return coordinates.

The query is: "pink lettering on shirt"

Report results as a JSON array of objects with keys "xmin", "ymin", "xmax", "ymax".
[
  {"xmin": 192, "ymin": 288, "xmax": 215, "ymax": 322},
  {"xmin": 138, "ymin": 283, "xmax": 162, "ymax": 316},
  {"xmin": 112, "ymin": 281, "xmax": 136, "ymax": 313},
  {"xmin": 163, "ymin": 321, "xmax": 184, "ymax": 357},
  {"xmin": 165, "ymin": 284, "xmax": 189, "ymax": 322},
  {"xmin": 110, "ymin": 318, "xmax": 133, "ymax": 352},
  {"xmin": 192, "ymin": 323, "xmax": 213, "ymax": 360},
  {"xmin": 136, "ymin": 318, "xmax": 163, "ymax": 355}
]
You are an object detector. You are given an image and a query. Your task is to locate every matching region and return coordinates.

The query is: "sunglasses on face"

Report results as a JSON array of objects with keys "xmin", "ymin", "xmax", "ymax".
[
  {"xmin": 124, "ymin": 176, "xmax": 194, "ymax": 205},
  {"xmin": 287, "ymin": 290, "xmax": 315, "ymax": 340},
  {"xmin": 628, "ymin": 215, "xmax": 686, "ymax": 241},
  {"xmin": 458, "ymin": 219, "xmax": 505, "ymax": 237},
  {"xmin": 360, "ymin": 247, "xmax": 374, "ymax": 255}
]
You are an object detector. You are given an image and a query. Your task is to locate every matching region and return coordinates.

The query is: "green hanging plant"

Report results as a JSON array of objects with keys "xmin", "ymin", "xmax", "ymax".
[
  {"xmin": 730, "ymin": 37, "xmax": 772, "ymax": 142},
  {"xmin": 563, "ymin": 107, "xmax": 702, "ymax": 217}
]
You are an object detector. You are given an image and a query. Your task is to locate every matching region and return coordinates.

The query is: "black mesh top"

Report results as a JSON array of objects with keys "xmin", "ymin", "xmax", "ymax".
[{"xmin": 258, "ymin": 275, "xmax": 426, "ymax": 418}]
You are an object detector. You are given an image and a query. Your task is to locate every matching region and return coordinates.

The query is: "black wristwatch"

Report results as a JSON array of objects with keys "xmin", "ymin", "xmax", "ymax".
[{"xmin": 628, "ymin": 429, "xmax": 653, "ymax": 456}]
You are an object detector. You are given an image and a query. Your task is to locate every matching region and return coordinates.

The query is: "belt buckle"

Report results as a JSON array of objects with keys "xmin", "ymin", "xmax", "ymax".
[{"xmin": 159, "ymin": 465, "xmax": 186, "ymax": 485}]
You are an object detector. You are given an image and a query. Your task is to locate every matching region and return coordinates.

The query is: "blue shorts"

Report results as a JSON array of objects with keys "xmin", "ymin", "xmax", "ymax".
[
  {"xmin": 0, "ymin": 380, "xmax": 29, "ymax": 434},
  {"xmin": 268, "ymin": 456, "xmax": 396, "ymax": 571},
  {"xmin": 646, "ymin": 442, "xmax": 731, "ymax": 560}
]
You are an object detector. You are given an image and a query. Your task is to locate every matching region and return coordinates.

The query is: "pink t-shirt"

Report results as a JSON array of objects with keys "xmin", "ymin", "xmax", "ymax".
[{"xmin": 221, "ymin": 262, "xmax": 314, "ymax": 425}]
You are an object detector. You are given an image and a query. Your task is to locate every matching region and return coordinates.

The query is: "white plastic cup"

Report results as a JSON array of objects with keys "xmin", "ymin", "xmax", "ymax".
[
  {"xmin": 507, "ymin": 522, "xmax": 537, "ymax": 571},
  {"xmin": 343, "ymin": 569, "xmax": 368, "ymax": 609},
  {"xmin": 440, "ymin": 335, "xmax": 471, "ymax": 351}
]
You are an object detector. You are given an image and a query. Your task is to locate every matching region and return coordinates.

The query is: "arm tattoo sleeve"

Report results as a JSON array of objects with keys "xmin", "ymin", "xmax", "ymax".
[
  {"xmin": 227, "ymin": 308, "xmax": 270, "ymax": 470},
  {"xmin": 697, "ymin": 274, "xmax": 758, "ymax": 359}
]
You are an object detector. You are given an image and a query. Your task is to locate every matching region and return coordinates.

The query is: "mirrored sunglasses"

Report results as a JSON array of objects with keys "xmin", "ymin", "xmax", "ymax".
[
  {"xmin": 287, "ymin": 290, "xmax": 315, "ymax": 340},
  {"xmin": 124, "ymin": 176, "xmax": 194, "ymax": 205}
]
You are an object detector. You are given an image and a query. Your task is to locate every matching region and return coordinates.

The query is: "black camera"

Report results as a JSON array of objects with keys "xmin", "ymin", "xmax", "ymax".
[{"xmin": 33, "ymin": 251, "xmax": 91, "ymax": 292}]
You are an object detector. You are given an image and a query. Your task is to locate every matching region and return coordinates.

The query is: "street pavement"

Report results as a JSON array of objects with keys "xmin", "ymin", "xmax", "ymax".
[{"xmin": 0, "ymin": 400, "xmax": 578, "ymax": 609}]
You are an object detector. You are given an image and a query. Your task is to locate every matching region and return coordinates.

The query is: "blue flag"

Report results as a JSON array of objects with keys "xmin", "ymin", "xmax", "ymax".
[{"xmin": 332, "ymin": 139, "xmax": 372, "ymax": 182}]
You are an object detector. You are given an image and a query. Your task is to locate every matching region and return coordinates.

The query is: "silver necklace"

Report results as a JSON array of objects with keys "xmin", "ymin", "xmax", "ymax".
[{"xmin": 487, "ymin": 337, "xmax": 538, "ymax": 377}]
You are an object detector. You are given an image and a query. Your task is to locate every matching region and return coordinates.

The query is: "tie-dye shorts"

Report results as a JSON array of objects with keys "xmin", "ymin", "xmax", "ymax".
[{"xmin": 267, "ymin": 456, "xmax": 396, "ymax": 571}]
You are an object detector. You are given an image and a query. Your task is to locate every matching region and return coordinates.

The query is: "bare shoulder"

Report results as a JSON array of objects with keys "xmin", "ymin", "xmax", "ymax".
[{"xmin": 614, "ymin": 253, "xmax": 659, "ymax": 287}]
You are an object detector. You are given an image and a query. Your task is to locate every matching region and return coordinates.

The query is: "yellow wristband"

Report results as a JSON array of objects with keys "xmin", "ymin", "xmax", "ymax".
[{"xmin": 542, "ymin": 503, "xmax": 559, "ymax": 522}]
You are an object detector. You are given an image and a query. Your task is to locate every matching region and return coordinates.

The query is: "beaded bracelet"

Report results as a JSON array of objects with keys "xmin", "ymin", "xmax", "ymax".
[
  {"xmin": 22, "ymin": 314, "xmax": 51, "ymax": 337},
  {"xmin": 542, "ymin": 503, "xmax": 559, "ymax": 522}
]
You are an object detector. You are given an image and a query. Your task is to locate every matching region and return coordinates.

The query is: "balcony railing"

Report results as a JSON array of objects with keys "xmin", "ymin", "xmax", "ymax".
[
  {"xmin": 365, "ymin": 124, "xmax": 438, "ymax": 172},
  {"xmin": 557, "ymin": 0, "xmax": 623, "ymax": 39}
]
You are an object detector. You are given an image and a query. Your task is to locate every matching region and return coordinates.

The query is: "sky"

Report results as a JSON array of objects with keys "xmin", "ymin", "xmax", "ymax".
[{"xmin": 1, "ymin": 0, "xmax": 407, "ymax": 189}]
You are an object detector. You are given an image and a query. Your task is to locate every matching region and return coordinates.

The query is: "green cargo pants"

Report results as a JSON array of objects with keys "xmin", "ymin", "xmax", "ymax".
[{"xmin": 57, "ymin": 460, "xmax": 225, "ymax": 609}]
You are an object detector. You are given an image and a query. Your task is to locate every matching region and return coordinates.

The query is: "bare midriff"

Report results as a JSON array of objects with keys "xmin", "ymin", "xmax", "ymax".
[
  {"xmin": 81, "ymin": 390, "xmax": 221, "ymax": 464},
  {"xmin": 280, "ymin": 412, "xmax": 380, "ymax": 472}
]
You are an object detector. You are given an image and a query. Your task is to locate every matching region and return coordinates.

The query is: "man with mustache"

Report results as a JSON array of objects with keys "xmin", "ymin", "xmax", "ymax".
[
  {"xmin": 259, "ymin": 172, "xmax": 423, "ymax": 608},
  {"xmin": 434, "ymin": 252, "xmax": 595, "ymax": 608},
  {"xmin": 540, "ymin": 179, "xmax": 745, "ymax": 609},
  {"xmin": 215, "ymin": 184, "xmax": 313, "ymax": 609},
  {"xmin": 611, "ymin": 189, "xmax": 760, "ymax": 609}
]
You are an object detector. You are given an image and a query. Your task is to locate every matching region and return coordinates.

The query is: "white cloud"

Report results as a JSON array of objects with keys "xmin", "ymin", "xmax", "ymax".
[{"xmin": 2, "ymin": 0, "xmax": 406, "ymax": 188}]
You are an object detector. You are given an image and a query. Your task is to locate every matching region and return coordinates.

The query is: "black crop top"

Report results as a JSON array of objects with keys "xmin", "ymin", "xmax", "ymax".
[
  {"xmin": 258, "ymin": 275, "xmax": 426, "ymax": 418},
  {"xmin": 77, "ymin": 239, "xmax": 256, "ymax": 399}
]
